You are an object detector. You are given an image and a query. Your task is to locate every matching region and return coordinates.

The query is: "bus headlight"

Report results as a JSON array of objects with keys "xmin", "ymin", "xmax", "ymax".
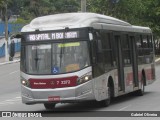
[
  {"xmin": 77, "ymin": 72, "xmax": 92, "ymax": 85},
  {"xmin": 21, "ymin": 77, "xmax": 30, "ymax": 87}
]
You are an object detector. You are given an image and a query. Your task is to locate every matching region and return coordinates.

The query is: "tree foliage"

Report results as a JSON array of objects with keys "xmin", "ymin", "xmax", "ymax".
[
  {"xmin": 19, "ymin": 0, "xmax": 79, "ymax": 21},
  {"xmin": 87, "ymin": 0, "xmax": 160, "ymax": 37}
]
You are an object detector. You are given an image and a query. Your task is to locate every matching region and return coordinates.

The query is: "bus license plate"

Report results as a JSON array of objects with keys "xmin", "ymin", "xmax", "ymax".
[{"xmin": 48, "ymin": 96, "xmax": 60, "ymax": 102}]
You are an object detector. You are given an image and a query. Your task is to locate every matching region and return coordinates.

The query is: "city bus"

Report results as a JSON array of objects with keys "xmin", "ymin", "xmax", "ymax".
[{"xmin": 19, "ymin": 13, "xmax": 155, "ymax": 110}]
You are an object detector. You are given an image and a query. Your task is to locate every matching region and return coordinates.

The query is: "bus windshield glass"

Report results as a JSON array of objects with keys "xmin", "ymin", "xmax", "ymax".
[{"xmin": 22, "ymin": 41, "xmax": 90, "ymax": 74}]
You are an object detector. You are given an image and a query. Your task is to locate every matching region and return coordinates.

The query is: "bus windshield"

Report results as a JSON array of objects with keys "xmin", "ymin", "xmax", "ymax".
[{"xmin": 22, "ymin": 41, "xmax": 90, "ymax": 74}]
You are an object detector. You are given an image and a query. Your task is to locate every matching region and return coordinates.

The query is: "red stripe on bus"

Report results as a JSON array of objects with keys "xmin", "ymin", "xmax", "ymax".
[
  {"xmin": 29, "ymin": 76, "xmax": 78, "ymax": 89},
  {"xmin": 138, "ymin": 72, "xmax": 142, "ymax": 81},
  {"xmin": 126, "ymin": 72, "xmax": 133, "ymax": 86},
  {"xmin": 145, "ymin": 69, "xmax": 153, "ymax": 80}
]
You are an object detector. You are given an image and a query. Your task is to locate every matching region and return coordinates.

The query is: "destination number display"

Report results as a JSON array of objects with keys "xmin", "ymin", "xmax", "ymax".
[{"xmin": 27, "ymin": 31, "xmax": 79, "ymax": 41}]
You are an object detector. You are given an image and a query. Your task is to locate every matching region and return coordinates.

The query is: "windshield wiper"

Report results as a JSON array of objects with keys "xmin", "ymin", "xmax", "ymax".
[
  {"xmin": 34, "ymin": 48, "xmax": 41, "ymax": 71},
  {"xmin": 59, "ymin": 45, "xmax": 64, "ymax": 67}
]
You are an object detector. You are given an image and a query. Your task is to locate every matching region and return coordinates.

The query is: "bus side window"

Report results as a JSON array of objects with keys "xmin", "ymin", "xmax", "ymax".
[
  {"xmin": 142, "ymin": 35, "xmax": 152, "ymax": 63},
  {"xmin": 136, "ymin": 35, "xmax": 142, "ymax": 49},
  {"xmin": 136, "ymin": 35, "xmax": 143, "ymax": 64},
  {"xmin": 97, "ymin": 39, "xmax": 103, "ymax": 52},
  {"xmin": 142, "ymin": 35, "xmax": 148, "ymax": 48},
  {"xmin": 93, "ymin": 31, "xmax": 105, "ymax": 75},
  {"xmin": 95, "ymin": 31, "xmax": 103, "ymax": 52},
  {"xmin": 122, "ymin": 34, "xmax": 131, "ymax": 66},
  {"xmin": 148, "ymin": 35, "xmax": 153, "ymax": 49},
  {"xmin": 96, "ymin": 39, "xmax": 104, "ymax": 64},
  {"xmin": 90, "ymin": 40, "xmax": 97, "ymax": 64}
]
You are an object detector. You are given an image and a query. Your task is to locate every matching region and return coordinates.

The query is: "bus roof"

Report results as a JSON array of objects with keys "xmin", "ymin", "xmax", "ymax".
[{"xmin": 21, "ymin": 12, "xmax": 151, "ymax": 33}]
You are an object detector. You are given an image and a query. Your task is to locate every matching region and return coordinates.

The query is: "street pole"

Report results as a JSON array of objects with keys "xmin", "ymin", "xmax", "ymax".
[
  {"xmin": 5, "ymin": 3, "xmax": 9, "ymax": 62},
  {"xmin": 81, "ymin": 0, "xmax": 86, "ymax": 12}
]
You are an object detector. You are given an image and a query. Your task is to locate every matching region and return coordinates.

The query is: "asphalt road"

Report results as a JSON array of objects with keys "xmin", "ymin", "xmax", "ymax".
[{"xmin": 0, "ymin": 62, "xmax": 160, "ymax": 120}]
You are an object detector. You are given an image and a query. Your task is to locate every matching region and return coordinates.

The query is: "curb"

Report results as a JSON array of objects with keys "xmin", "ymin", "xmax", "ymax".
[{"xmin": 0, "ymin": 59, "xmax": 20, "ymax": 66}]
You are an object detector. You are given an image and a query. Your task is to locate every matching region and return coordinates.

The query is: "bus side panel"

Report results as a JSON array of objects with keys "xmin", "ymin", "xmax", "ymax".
[
  {"xmin": 93, "ymin": 74, "xmax": 107, "ymax": 101},
  {"xmin": 93, "ymin": 69, "xmax": 119, "ymax": 101},
  {"xmin": 138, "ymin": 64, "xmax": 155, "ymax": 88},
  {"xmin": 124, "ymin": 66, "xmax": 134, "ymax": 93}
]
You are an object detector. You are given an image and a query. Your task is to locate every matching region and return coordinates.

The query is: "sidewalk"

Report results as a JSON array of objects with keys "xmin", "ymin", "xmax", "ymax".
[{"xmin": 0, "ymin": 52, "xmax": 20, "ymax": 65}]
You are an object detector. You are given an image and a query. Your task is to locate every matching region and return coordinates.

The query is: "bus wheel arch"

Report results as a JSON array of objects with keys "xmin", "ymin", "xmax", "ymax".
[{"xmin": 99, "ymin": 76, "xmax": 114, "ymax": 107}]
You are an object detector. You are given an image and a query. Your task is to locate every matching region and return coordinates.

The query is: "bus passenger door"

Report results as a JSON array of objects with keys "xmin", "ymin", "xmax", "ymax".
[
  {"xmin": 130, "ymin": 36, "xmax": 139, "ymax": 88},
  {"xmin": 114, "ymin": 35, "xmax": 125, "ymax": 92}
]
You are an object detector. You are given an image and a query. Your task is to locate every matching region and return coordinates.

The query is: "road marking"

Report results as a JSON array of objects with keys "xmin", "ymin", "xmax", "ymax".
[
  {"xmin": 0, "ymin": 96, "xmax": 21, "ymax": 106},
  {"xmin": 0, "ymin": 102, "xmax": 15, "ymax": 107},
  {"xmin": 155, "ymin": 58, "xmax": 160, "ymax": 62},
  {"xmin": 0, "ymin": 102, "xmax": 14, "ymax": 105},
  {"xmin": 9, "ymin": 70, "xmax": 19, "ymax": 75},
  {"xmin": 15, "ymin": 97, "xmax": 21, "ymax": 99},
  {"xmin": 118, "ymin": 105, "xmax": 131, "ymax": 111},
  {"xmin": 5, "ymin": 98, "xmax": 21, "ymax": 102},
  {"xmin": 0, "ymin": 59, "xmax": 20, "ymax": 66}
]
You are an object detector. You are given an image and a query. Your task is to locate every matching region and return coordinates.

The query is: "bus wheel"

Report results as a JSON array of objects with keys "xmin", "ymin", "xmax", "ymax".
[
  {"xmin": 44, "ymin": 103, "xmax": 56, "ymax": 110},
  {"xmin": 100, "ymin": 85, "xmax": 111, "ymax": 107},
  {"xmin": 136, "ymin": 75, "xmax": 145, "ymax": 96}
]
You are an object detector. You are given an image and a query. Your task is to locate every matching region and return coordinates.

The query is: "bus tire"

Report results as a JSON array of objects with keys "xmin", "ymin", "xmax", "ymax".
[
  {"xmin": 44, "ymin": 103, "xmax": 56, "ymax": 110},
  {"xmin": 136, "ymin": 75, "xmax": 145, "ymax": 96},
  {"xmin": 100, "ymin": 84, "xmax": 111, "ymax": 107}
]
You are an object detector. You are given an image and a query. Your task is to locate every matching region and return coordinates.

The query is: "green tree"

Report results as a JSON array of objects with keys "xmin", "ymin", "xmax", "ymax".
[
  {"xmin": 19, "ymin": 0, "xmax": 79, "ymax": 21},
  {"xmin": 0, "ymin": 0, "xmax": 13, "ymax": 21},
  {"xmin": 1, "ymin": 0, "xmax": 159, "ymax": 37},
  {"xmin": 143, "ymin": 0, "xmax": 160, "ymax": 36},
  {"xmin": 87, "ymin": 0, "xmax": 160, "ymax": 37}
]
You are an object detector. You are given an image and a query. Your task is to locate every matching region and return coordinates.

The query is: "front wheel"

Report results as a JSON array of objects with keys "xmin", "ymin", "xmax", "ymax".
[{"xmin": 44, "ymin": 103, "xmax": 56, "ymax": 110}]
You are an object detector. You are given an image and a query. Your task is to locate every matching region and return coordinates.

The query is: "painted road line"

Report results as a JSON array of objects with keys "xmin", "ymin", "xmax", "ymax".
[
  {"xmin": 15, "ymin": 97, "xmax": 21, "ymax": 99},
  {"xmin": 0, "ymin": 102, "xmax": 15, "ymax": 107},
  {"xmin": 155, "ymin": 58, "xmax": 160, "ymax": 62},
  {"xmin": 9, "ymin": 70, "xmax": 19, "ymax": 75},
  {"xmin": 0, "ymin": 102, "xmax": 14, "ymax": 105},
  {"xmin": 0, "ymin": 96, "xmax": 21, "ymax": 105},
  {"xmin": 0, "ymin": 59, "xmax": 20, "ymax": 66},
  {"xmin": 5, "ymin": 98, "xmax": 21, "ymax": 102},
  {"xmin": 0, "ymin": 97, "xmax": 22, "ymax": 104},
  {"xmin": 118, "ymin": 105, "xmax": 131, "ymax": 111}
]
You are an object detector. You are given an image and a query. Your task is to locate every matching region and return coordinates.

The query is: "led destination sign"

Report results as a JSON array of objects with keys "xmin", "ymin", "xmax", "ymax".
[{"xmin": 27, "ymin": 31, "xmax": 79, "ymax": 41}]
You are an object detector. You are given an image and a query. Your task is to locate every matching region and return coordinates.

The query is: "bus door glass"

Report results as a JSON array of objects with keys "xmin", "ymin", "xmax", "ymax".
[
  {"xmin": 114, "ymin": 35, "xmax": 125, "ymax": 91},
  {"xmin": 122, "ymin": 34, "xmax": 138, "ymax": 89},
  {"xmin": 130, "ymin": 36, "xmax": 139, "ymax": 87}
]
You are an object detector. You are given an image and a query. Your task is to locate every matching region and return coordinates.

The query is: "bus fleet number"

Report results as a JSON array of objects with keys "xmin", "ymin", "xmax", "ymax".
[{"xmin": 56, "ymin": 80, "xmax": 71, "ymax": 85}]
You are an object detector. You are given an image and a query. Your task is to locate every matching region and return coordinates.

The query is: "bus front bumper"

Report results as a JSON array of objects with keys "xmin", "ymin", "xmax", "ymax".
[{"xmin": 21, "ymin": 81, "xmax": 95, "ymax": 105}]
